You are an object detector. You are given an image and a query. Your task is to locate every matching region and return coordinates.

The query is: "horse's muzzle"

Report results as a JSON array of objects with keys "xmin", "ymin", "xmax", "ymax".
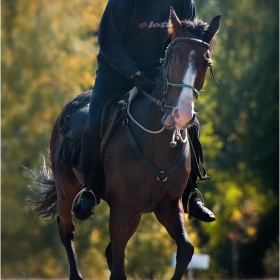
[{"xmin": 161, "ymin": 108, "xmax": 195, "ymax": 130}]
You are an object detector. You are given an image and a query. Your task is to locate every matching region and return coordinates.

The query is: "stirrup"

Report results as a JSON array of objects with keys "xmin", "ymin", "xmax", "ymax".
[
  {"xmin": 186, "ymin": 188, "xmax": 205, "ymax": 221},
  {"xmin": 71, "ymin": 189, "xmax": 97, "ymax": 217}
]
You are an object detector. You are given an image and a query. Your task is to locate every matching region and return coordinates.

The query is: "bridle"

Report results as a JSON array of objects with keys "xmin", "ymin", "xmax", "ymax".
[
  {"xmin": 126, "ymin": 35, "xmax": 217, "ymax": 135},
  {"xmin": 162, "ymin": 37, "xmax": 211, "ymax": 102},
  {"xmin": 141, "ymin": 36, "xmax": 216, "ymax": 113}
]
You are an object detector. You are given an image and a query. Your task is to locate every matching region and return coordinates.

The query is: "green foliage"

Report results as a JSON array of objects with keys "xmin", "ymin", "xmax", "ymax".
[
  {"xmin": 1, "ymin": 0, "xmax": 102, "ymax": 277},
  {"xmin": 2, "ymin": 0, "xmax": 278, "ymax": 279},
  {"xmin": 195, "ymin": 0, "xmax": 279, "ymax": 277}
]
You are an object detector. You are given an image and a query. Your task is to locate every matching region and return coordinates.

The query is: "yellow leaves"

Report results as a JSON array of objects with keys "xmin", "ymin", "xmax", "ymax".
[
  {"xmin": 224, "ymin": 183, "xmax": 242, "ymax": 206},
  {"xmin": 82, "ymin": 71, "xmax": 94, "ymax": 86},
  {"xmin": 188, "ymin": 231, "xmax": 201, "ymax": 252},
  {"xmin": 27, "ymin": 1, "xmax": 40, "ymax": 18},
  {"xmin": 41, "ymin": 248, "xmax": 65, "ymax": 277},
  {"xmin": 80, "ymin": 247, "xmax": 109, "ymax": 279},
  {"xmin": 246, "ymin": 226, "xmax": 257, "ymax": 237},
  {"xmin": 90, "ymin": 229, "xmax": 100, "ymax": 243},
  {"xmin": 86, "ymin": 3, "xmax": 107, "ymax": 30},
  {"xmin": 229, "ymin": 205, "xmax": 259, "ymax": 243},
  {"xmin": 231, "ymin": 209, "xmax": 243, "ymax": 222}
]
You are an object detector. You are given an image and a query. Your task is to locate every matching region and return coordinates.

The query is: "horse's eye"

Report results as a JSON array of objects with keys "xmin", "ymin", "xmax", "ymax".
[
  {"xmin": 171, "ymin": 57, "xmax": 177, "ymax": 63},
  {"xmin": 205, "ymin": 51, "xmax": 211, "ymax": 59}
]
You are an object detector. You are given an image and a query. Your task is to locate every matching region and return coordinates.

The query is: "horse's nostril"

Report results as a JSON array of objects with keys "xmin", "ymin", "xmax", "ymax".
[{"xmin": 172, "ymin": 108, "xmax": 180, "ymax": 119}]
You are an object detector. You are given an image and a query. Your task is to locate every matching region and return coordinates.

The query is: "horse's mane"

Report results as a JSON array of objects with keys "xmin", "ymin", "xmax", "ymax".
[
  {"xmin": 168, "ymin": 19, "xmax": 216, "ymax": 48},
  {"xmin": 182, "ymin": 20, "xmax": 208, "ymax": 35}
]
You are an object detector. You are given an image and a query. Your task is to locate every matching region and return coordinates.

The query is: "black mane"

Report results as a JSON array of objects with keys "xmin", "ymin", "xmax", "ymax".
[{"xmin": 181, "ymin": 19, "xmax": 209, "ymax": 37}]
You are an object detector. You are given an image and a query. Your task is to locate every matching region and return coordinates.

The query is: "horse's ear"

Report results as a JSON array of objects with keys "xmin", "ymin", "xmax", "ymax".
[
  {"xmin": 202, "ymin": 15, "xmax": 221, "ymax": 43},
  {"xmin": 169, "ymin": 6, "xmax": 182, "ymax": 37}
]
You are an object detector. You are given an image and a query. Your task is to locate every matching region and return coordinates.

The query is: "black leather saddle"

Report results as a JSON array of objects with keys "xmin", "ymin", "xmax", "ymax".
[{"xmin": 59, "ymin": 93, "xmax": 124, "ymax": 169}]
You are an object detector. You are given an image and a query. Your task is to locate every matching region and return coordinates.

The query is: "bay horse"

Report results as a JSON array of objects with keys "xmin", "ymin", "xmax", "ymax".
[{"xmin": 26, "ymin": 8, "xmax": 220, "ymax": 280}]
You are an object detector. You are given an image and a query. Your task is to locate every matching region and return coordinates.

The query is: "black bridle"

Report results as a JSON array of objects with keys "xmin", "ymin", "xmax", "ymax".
[
  {"xmin": 162, "ymin": 37, "xmax": 210, "ymax": 100},
  {"xmin": 141, "ymin": 36, "xmax": 218, "ymax": 112}
]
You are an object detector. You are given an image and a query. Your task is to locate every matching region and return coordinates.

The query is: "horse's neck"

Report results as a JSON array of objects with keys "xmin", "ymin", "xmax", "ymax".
[
  {"xmin": 153, "ymin": 67, "xmax": 165, "ymax": 104},
  {"xmin": 130, "ymin": 68, "xmax": 165, "ymax": 132},
  {"xmin": 128, "ymin": 69, "xmax": 185, "ymax": 170}
]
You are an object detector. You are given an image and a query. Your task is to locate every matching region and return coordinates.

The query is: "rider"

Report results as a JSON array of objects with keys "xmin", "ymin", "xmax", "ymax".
[{"xmin": 73, "ymin": 0, "xmax": 216, "ymax": 223}]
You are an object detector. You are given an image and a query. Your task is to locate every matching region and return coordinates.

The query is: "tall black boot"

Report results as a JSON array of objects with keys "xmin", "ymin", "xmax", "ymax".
[
  {"xmin": 182, "ymin": 176, "xmax": 215, "ymax": 222},
  {"xmin": 182, "ymin": 121, "xmax": 216, "ymax": 222},
  {"xmin": 73, "ymin": 132, "xmax": 101, "ymax": 220}
]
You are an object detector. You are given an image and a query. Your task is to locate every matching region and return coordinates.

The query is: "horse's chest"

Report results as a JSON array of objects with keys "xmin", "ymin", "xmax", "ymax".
[{"xmin": 103, "ymin": 127, "xmax": 190, "ymax": 203}]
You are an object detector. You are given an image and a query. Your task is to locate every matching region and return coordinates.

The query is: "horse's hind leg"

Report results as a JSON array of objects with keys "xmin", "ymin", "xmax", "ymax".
[
  {"xmin": 154, "ymin": 201, "xmax": 194, "ymax": 280},
  {"xmin": 55, "ymin": 166, "xmax": 83, "ymax": 280},
  {"xmin": 57, "ymin": 215, "xmax": 82, "ymax": 280}
]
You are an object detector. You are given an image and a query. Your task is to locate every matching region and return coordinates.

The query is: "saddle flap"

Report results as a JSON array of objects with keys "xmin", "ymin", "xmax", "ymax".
[
  {"xmin": 100, "ymin": 95, "xmax": 125, "ymax": 159},
  {"xmin": 100, "ymin": 95, "xmax": 124, "ymax": 138}
]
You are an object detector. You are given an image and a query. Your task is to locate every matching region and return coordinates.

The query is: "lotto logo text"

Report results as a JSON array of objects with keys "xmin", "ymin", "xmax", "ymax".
[{"xmin": 139, "ymin": 21, "xmax": 170, "ymax": 28}]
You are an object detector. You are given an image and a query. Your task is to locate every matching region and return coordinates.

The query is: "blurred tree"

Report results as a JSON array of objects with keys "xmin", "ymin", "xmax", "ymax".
[
  {"xmin": 262, "ymin": 238, "xmax": 279, "ymax": 277},
  {"xmin": 1, "ymin": 0, "xmax": 105, "ymax": 277},
  {"xmin": 195, "ymin": 0, "xmax": 279, "ymax": 278}
]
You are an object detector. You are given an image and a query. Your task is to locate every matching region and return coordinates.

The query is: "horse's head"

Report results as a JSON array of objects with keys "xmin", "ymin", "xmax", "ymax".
[{"xmin": 161, "ymin": 7, "xmax": 221, "ymax": 130}]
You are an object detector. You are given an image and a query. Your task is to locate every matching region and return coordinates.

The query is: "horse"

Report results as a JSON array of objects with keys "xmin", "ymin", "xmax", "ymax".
[{"xmin": 26, "ymin": 7, "xmax": 220, "ymax": 280}]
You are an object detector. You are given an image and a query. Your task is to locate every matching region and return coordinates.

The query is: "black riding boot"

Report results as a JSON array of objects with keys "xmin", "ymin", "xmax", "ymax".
[
  {"xmin": 182, "ymin": 120, "xmax": 216, "ymax": 222},
  {"xmin": 73, "ymin": 132, "xmax": 102, "ymax": 220},
  {"xmin": 182, "ymin": 176, "xmax": 215, "ymax": 222}
]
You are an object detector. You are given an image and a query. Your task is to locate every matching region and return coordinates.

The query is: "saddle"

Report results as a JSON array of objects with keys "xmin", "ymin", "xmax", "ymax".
[{"xmin": 59, "ymin": 92, "xmax": 126, "ymax": 169}]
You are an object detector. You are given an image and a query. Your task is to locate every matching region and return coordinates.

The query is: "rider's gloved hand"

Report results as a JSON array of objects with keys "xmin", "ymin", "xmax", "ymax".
[{"xmin": 131, "ymin": 72, "xmax": 155, "ymax": 93}]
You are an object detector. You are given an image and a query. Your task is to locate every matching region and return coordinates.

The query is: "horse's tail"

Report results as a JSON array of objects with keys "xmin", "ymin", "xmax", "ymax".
[{"xmin": 24, "ymin": 154, "xmax": 57, "ymax": 221}]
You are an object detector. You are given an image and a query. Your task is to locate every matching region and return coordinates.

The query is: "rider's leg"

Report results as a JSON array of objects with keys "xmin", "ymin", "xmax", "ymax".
[
  {"xmin": 72, "ymin": 130, "xmax": 101, "ymax": 220},
  {"xmin": 73, "ymin": 63, "xmax": 134, "ymax": 220},
  {"xmin": 182, "ymin": 117, "xmax": 216, "ymax": 222}
]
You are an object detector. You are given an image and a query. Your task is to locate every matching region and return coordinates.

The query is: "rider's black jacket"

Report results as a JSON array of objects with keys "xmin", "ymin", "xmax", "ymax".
[{"xmin": 97, "ymin": 0, "xmax": 196, "ymax": 79}]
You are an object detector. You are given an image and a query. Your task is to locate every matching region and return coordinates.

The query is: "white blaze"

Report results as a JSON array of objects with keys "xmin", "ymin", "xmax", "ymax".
[{"xmin": 172, "ymin": 50, "xmax": 196, "ymax": 128}]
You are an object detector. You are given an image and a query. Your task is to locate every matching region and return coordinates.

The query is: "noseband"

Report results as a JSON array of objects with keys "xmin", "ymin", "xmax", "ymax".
[{"xmin": 162, "ymin": 37, "xmax": 210, "ymax": 102}]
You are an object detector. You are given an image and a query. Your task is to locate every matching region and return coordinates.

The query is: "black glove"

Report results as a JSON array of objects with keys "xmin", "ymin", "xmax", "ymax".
[{"xmin": 131, "ymin": 72, "xmax": 155, "ymax": 93}]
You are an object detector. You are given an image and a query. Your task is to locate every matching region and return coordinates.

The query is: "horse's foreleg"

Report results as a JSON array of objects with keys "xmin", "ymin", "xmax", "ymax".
[
  {"xmin": 108, "ymin": 207, "xmax": 128, "ymax": 280},
  {"xmin": 154, "ymin": 200, "xmax": 194, "ymax": 280},
  {"xmin": 108, "ymin": 205, "xmax": 141, "ymax": 280},
  {"xmin": 105, "ymin": 214, "xmax": 141, "ymax": 272}
]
